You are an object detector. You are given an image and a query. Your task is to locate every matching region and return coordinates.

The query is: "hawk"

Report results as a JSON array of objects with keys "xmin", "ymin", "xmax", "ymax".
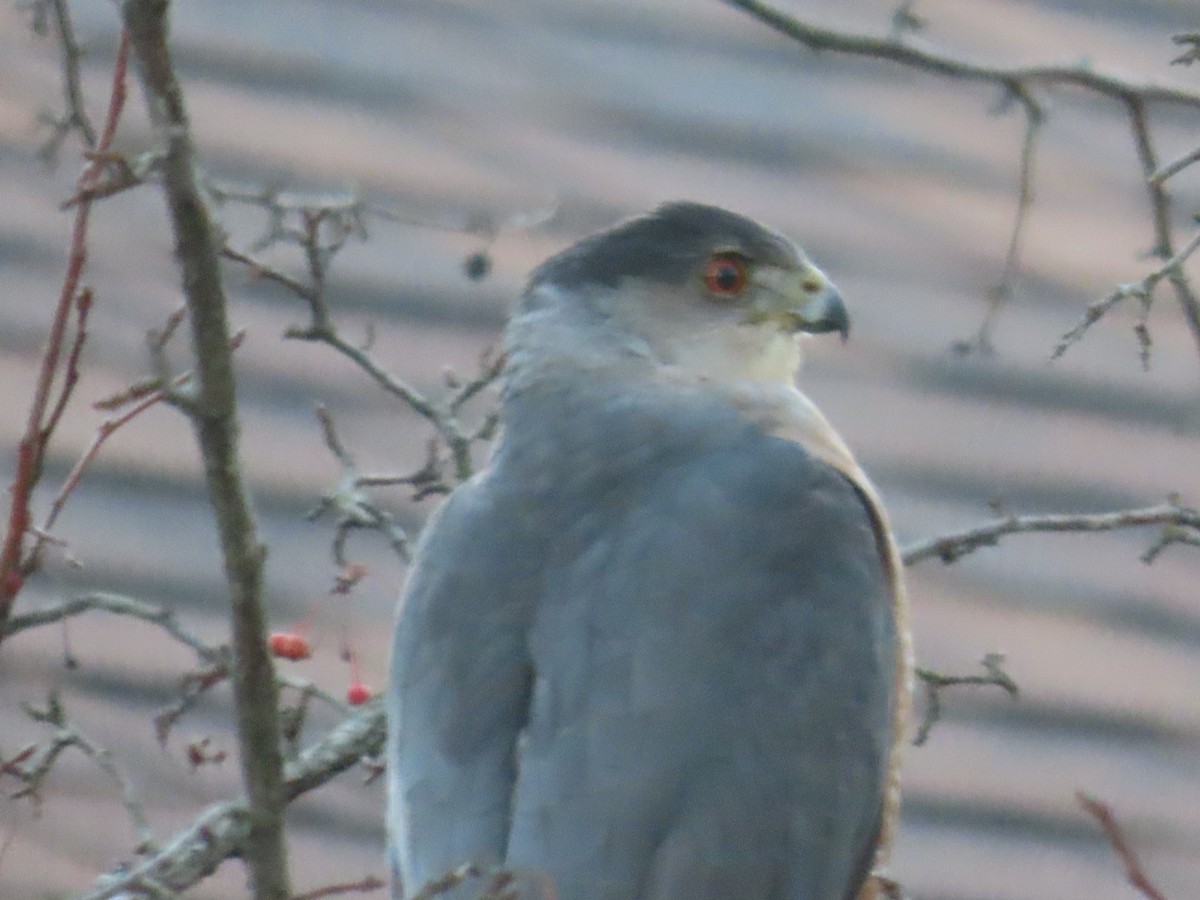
[{"xmin": 387, "ymin": 202, "xmax": 912, "ymax": 900}]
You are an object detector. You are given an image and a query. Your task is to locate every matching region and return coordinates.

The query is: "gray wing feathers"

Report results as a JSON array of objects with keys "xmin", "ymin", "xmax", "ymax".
[
  {"xmin": 387, "ymin": 484, "xmax": 535, "ymax": 897},
  {"xmin": 504, "ymin": 424, "xmax": 895, "ymax": 899},
  {"xmin": 389, "ymin": 384, "xmax": 895, "ymax": 900}
]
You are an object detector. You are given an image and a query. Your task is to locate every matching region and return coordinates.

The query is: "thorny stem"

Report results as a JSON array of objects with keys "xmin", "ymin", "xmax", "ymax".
[{"xmin": 121, "ymin": 2, "xmax": 289, "ymax": 897}]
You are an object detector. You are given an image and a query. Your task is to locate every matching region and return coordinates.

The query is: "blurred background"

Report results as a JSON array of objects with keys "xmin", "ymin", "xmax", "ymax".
[{"xmin": 1, "ymin": 1, "xmax": 1198, "ymax": 897}]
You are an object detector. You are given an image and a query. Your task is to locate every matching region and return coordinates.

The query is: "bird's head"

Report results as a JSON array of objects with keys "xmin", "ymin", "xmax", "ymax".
[{"xmin": 517, "ymin": 202, "xmax": 847, "ymax": 386}]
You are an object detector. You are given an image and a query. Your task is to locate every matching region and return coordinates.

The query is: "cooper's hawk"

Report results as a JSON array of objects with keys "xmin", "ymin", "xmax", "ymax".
[{"xmin": 387, "ymin": 202, "xmax": 912, "ymax": 900}]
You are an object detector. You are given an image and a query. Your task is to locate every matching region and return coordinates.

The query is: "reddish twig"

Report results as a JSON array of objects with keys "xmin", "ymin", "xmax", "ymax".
[
  {"xmin": 290, "ymin": 875, "xmax": 386, "ymax": 900},
  {"xmin": 0, "ymin": 31, "xmax": 130, "ymax": 637},
  {"xmin": 1077, "ymin": 792, "xmax": 1169, "ymax": 900},
  {"xmin": 31, "ymin": 382, "xmax": 167, "ymax": 569}
]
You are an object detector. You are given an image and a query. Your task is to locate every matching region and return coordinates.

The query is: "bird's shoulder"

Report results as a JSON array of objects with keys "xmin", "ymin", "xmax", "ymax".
[{"xmin": 500, "ymin": 371, "xmax": 864, "ymax": 508}]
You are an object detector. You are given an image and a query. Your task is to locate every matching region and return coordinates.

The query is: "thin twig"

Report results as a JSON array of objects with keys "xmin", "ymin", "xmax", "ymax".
[
  {"xmin": 0, "ymin": 29, "xmax": 129, "ymax": 638},
  {"xmin": 901, "ymin": 501, "xmax": 1200, "ymax": 566},
  {"xmin": 309, "ymin": 406, "xmax": 412, "ymax": 564},
  {"xmin": 1077, "ymin": 793, "xmax": 1169, "ymax": 900},
  {"xmin": 448, "ymin": 348, "xmax": 506, "ymax": 414},
  {"xmin": 1150, "ymin": 142, "xmax": 1200, "ymax": 184},
  {"xmin": 1125, "ymin": 97, "xmax": 1200, "ymax": 355},
  {"xmin": 912, "ymin": 653, "xmax": 1019, "ymax": 746},
  {"xmin": 1053, "ymin": 228, "xmax": 1200, "ymax": 359},
  {"xmin": 967, "ymin": 91, "xmax": 1043, "ymax": 354},
  {"xmin": 3, "ymin": 592, "xmax": 225, "ymax": 670},
  {"xmin": 290, "ymin": 876, "xmax": 386, "ymax": 900},
  {"xmin": 6, "ymin": 692, "xmax": 155, "ymax": 853},
  {"xmin": 35, "ymin": 0, "xmax": 99, "ymax": 161},
  {"xmin": 222, "ymin": 214, "xmax": 501, "ymax": 483},
  {"xmin": 32, "ymin": 381, "xmax": 166, "ymax": 568}
]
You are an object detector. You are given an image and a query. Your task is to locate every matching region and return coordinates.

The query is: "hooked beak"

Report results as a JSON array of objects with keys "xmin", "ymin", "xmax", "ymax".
[{"xmin": 747, "ymin": 261, "xmax": 850, "ymax": 342}]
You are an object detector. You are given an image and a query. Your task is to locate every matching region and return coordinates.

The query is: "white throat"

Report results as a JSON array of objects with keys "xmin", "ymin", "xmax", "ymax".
[{"xmin": 660, "ymin": 323, "xmax": 802, "ymax": 387}]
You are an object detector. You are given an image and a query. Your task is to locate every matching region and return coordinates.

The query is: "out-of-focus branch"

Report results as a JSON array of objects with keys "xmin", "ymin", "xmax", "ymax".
[
  {"xmin": 121, "ymin": 1, "xmax": 289, "ymax": 897},
  {"xmin": 1077, "ymin": 793, "xmax": 1169, "ymax": 900},
  {"xmin": 82, "ymin": 703, "xmax": 386, "ymax": 900},
  {"xmin": 901, "ymin": 501, "xmax": 1200, "ymax": 566}
]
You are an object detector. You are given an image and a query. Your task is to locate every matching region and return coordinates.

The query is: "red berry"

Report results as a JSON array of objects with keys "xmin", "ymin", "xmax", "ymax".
[
  {"xmin": 346, "ymin": 682, "xmax": 371, "ymax": 705},
  {"xmin": 268, "ymin": 632, "xmax": 311, "ymax": 661}
]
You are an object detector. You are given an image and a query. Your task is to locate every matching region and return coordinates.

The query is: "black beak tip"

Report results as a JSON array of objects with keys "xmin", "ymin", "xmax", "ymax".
[{"xmin": 817, "ymin": 293, "xmax": 851, "ymax": 343}]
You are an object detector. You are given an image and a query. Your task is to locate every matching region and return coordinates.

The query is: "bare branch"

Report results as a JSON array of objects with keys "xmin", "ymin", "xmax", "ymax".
[
  {"xmin": 122, "ymin": 1, "xmax": 289, "ymax": 895},
  {"xmin": 356, "ymin": 437, "xmax": 452, "ymax": 501},
  {"xmin": 33, "ymin": 376, "xmax": 165, "ymax": 568},
  {"xmin": 448, "ymin": 348, "xmax": 505, "ymax": 414},
  {"xmin": 220, "ymin": 245, "xmax": 316, "ymax": 302},
  {"xmin": 1051, "ymin": 227, "xmax": 1200, "ymax": 359},
  {"xmin": 409, "ymin": 864, "xmax": 485, "ymax": 900},
  {"xmin": 0, "ymin": 31, "xmax": 130, "ymax": 638},
  {"xmin": 1124, "ymin": 97, "xmax": 1200, "ymax": 356},
  {"xmin": 722, "ymin": 0, "xmax": 1200, "ymax": 362},
  {"xmin": 154, "ymin": 662, "xmax": 231, "ymax": 747},
  {"xmin": 3, "ymin": 592, "xmax": 221, "ymax": 661},
  {"xmin": 1077, "ymin": 793, "xmax": 1169, "ymax": 900},
  {"xmin": 309, "ymin": 405, "xmax": 412, "ymax": 564},
  {"xmin": 83, "ymin": 703, "xmax": 385, "ymax": 900},
  {"xmin": 220, "ymin": 196, "xmax": 503, "ymax": 485},
  {"xmin": 721, "ymin": 0, "xmax": 1200, "ymax": 108},
  {"xmin": 957, "ymin": 89, "xmax": 1043, "ymax": 355},
  {"xmin": 1170, "ymin": 31, "xmax": 1200, "ymax": 67},
  {"xmin": 1150, "ymin": 142, "xmax": 1200, "ymax": 184},
  {"xmin": 34, "ymin": 0, "xmax": 99, "ymax": 161},
  {"xmin": 902, "ymin": 501, "xmax": 1200, "ymax": 566},
  {"xmin": 912, "ymin": 653, "xmax": 1019, "ymax": 746},
  {"xmin": 4, "ymin": 692, "xmax": 155, "ymax": 853}
]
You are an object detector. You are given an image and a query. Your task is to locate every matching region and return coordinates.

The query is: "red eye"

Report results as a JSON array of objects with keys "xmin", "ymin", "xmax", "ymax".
[{"xmin": 704, "ymin": 253, "xmax": 749, "ymax": 296}]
